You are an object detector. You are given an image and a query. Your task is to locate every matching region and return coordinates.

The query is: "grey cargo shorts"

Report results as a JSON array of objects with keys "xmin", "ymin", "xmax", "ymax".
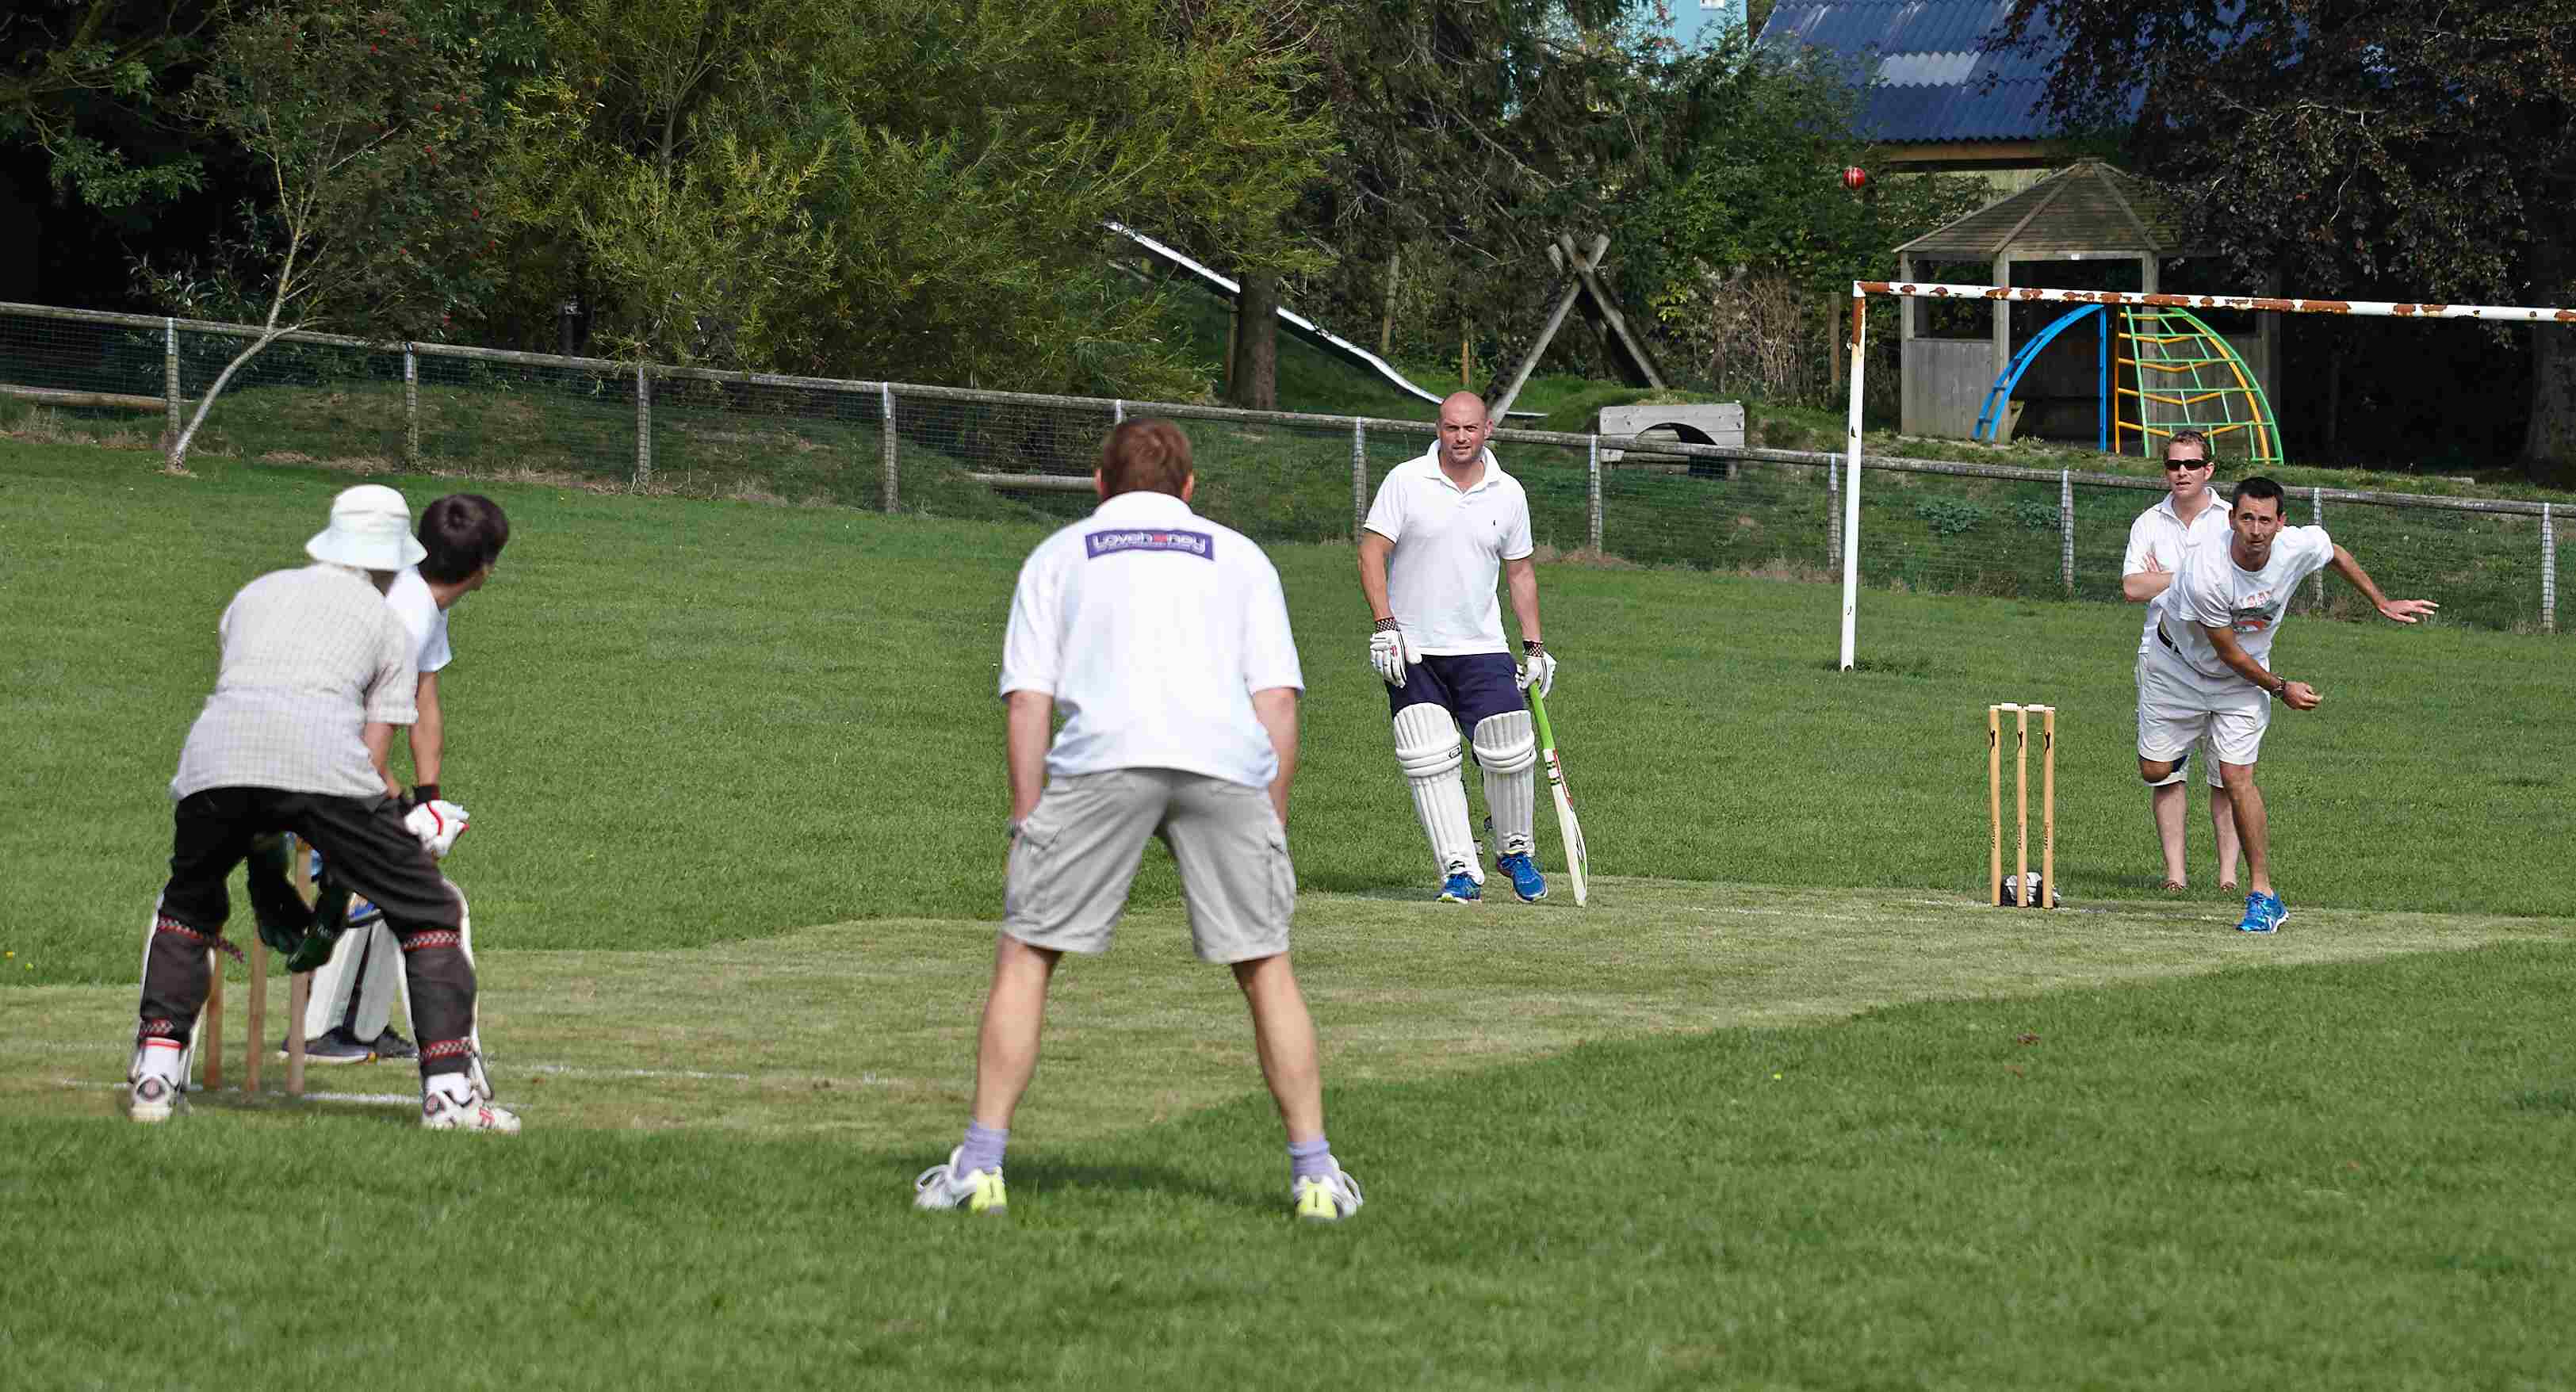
[{"xmin": 1004, "ymin": 768, "xmax": 1294, "ymax": 962}]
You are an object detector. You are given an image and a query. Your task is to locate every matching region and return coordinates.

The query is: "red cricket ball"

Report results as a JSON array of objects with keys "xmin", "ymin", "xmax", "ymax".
[{"xmin": 1842, "ymin": 166, "xmax": 1869, "ymax": 191}]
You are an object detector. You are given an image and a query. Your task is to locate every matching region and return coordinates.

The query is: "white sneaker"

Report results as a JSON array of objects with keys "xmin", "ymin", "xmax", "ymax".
[
  {"xmin": 1292, "ymin": 1168, "xmax": 1364, "ymax": 1222},
  {"xmin": 128, "ymin": 1073, "xmax": 185, "ymax": 1124},
  {"xmin": 913, "ymin": 1147, "xmax": 1008, "ymax": 1214},
  {"xmin": 128, "ymin": 1039, "xmax": 188, "ymax": 1123},
  {"xmin": 421, "ymin": 1079, "xmax": 521, "ymax": 1134}
]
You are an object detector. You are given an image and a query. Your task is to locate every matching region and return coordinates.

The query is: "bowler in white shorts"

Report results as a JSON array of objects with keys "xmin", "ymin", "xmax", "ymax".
[
  {"xmin": 2120, "ymin": 429, "xmax": 2240, "ymax": 893},
  {"xmin": 2138, "ymin": 476, "xmax": 2436, "ymax": 934},
  {"xmin": 913, "ymin": 418, "xmax": 1365, "ymax": 1222}
]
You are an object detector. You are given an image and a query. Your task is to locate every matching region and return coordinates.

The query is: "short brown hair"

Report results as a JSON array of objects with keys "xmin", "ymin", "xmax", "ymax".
[
  {"xmin": 1098, "ymin": 419, "xmax": 1192, "ymax": 498},
  {"xmin": 2163, "ymin": 428, "xmax": 2211, "ymax": 461},
  {"xmin": 417, "ymin": 493, "xmax": 509, "ymax": 583}
]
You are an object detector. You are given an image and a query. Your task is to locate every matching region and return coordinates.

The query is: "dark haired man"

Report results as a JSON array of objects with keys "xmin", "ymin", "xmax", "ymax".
[
  {"xmin": 294, "ymin": 493, "xmax": 509, "ymax": 1064},
  {"xmin": 2120, "ymin": 429, "xmax": 2241, "ymax": 893},
  {"xmin": 915, "ymin": 419, "xmax": 1363, "ymax": 1221},
  {"xmin": 132, "ymin": 485, "xmax": 516, "ymax": 1130},
  {"xmin": 2140, "ymin": 476, "xmax": 2436, "ymax": 934}
]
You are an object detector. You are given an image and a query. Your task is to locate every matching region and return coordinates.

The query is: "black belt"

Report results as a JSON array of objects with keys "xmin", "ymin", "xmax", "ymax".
[{"xmin": 2156, "ymin": 622, "xmax": 2177, "ymax": 652}]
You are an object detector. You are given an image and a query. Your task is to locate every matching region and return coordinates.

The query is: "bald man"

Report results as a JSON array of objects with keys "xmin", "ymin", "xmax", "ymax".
[{"xmin": 1357, "ymin": 392, "xmax": 1555, "ymax": 903}]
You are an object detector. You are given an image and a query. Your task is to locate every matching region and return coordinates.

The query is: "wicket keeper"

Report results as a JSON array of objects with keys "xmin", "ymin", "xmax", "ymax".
[
  {"xmin": 915, "ymin": 419, "xmax": 1363, "ymax": 1221},
  {"xmin": 2139, "ymin": 476, "xmax": 2436, "ymax": 933},
  {"xmin": 1357, "ymin": 391, "xmax": 1554, "ymax": 903}
]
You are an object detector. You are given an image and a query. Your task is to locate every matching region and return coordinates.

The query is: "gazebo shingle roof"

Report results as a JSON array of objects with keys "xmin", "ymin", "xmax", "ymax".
[{"xmin": 1895, "ymin": 160, "xmax": 2197, "ymax": 260}]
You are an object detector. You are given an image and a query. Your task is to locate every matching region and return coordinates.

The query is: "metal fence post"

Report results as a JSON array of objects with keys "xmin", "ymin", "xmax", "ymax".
[
  {"xmin": 2059, "ymin": 468, "xmax": 2075, "ymax": 595},
  {"xmin": 1349, "ymin": 419, "xmax": 1366, "ymax": 537},
  {"xmin": 404, "ymin": 345, "xmax": 419, "ymax": 466},
  {"xmin": 1113, "ymin": 399, "xmax": 1125, "ymax": 425},
  {"xmin": 2311, "ymin": 486, "xmax": 2325, "ymax": 608},
  {"xmin": 879, "ymin": 384, "xmax": 898, "ymax": 512},
  {"xmin": 2543, "ymin": 502, "xmax": 2558, "ymax": 634},
  {"xmin": 163, "ymin": 319, "xmax": 179, "ymax": 449},
  {"xmin": 1827, "ymin": 457, "xmax": 1843, "ymax": 570},
  {"xmin": 633, "ymin": 361, "xmax": 652, "ymax": 490},
  {"xmin": 1587, "ymin": 434, "xmax": 1603, "ymax": 554}
]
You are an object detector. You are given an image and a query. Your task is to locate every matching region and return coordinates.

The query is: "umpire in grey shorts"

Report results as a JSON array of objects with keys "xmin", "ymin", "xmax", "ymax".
[{"xmin": 911, "ymin": 418, "xmax": 1365, "ymax": 1221}]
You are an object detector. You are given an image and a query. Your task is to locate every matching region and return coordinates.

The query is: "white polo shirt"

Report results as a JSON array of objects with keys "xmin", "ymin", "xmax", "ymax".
[
  {"xmin": 1000, "ymin": 490, "xmax": 1303, "ymax": 789},
  {"xmin": 2150, "ymin": 525, "xmax": 2337, "ymax": 685},
  {"xmin": 2122, "ymin": 492, "xmax": 2232, "ymax": 655},
  {"xmin": 1361, "ymin": 446, "xmax": 1534, "ymax": 656},
  {"xmin": 385, "ymin": 567, "xmax": 454, "ymax": 675}
]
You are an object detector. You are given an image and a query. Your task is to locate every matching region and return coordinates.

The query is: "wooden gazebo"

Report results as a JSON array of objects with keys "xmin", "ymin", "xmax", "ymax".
[{"xmin": 1892, "ymin": 160, "xmax": 2281, "ymax": 442}]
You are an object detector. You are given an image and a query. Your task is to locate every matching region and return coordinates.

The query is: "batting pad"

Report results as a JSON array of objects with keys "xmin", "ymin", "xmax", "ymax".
[
  {"xmin": 1472, "ymin": 709, "xmax": 1537, "ymax": 857},
  {"xmin": 1392, "ymin": 704, "xmax": 1477, "ymax": 878}
]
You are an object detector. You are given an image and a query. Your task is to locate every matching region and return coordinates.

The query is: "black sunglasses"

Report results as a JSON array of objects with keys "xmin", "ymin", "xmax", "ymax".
[{"xmin": 2162, "ymin": 457, "xmax": 2210, "ymax": 471}]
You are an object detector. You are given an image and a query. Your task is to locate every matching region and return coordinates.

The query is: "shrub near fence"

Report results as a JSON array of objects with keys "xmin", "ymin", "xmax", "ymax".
[{"xmin": 0, "ymin": 300, "xmax": 2562, "ymax": 635}]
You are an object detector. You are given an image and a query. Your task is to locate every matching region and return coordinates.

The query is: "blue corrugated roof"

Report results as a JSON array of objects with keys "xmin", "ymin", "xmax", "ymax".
[{"xmin": 1757, "ymin": 0, "xmax": 2109, "ymax": 143}]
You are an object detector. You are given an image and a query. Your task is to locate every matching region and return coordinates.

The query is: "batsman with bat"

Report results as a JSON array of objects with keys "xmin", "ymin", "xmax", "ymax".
[{"xmin": 1357, "ymin": 391, "xmax": 1558, "ymax": 904}]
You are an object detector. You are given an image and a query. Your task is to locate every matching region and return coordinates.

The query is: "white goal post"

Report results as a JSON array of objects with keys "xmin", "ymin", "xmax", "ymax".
[{"xmin": 1839, "ymin": 280, "xmax": 2576, "ymax": 669}]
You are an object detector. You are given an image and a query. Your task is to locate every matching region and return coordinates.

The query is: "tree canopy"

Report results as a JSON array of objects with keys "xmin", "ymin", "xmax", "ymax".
[{"xmin": 2001, "ymin": 0, "xmax": 2576, "ymax": 476}]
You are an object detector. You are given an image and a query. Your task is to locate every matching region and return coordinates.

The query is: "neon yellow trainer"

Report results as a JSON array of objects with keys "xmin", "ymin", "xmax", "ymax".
[
  {"xmin": 1292, "ymin": 1168, "xmax": 1364, "ymax": 1222},
  {"xmin": 914, "ymin": 1148, "xmax": 1009, "ymax": 1214}
]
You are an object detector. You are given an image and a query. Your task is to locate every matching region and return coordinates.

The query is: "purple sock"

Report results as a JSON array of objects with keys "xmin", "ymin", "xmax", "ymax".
[
  {"xmin": 959, "ymin": 1121, "xmax": 1008, "ymax": 1176},
  {"xmin": 1288, "ymin": 1135, "xmax": 1336, "ymax": 1182}
]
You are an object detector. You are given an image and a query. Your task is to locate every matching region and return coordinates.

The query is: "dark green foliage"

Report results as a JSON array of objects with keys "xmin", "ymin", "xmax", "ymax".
[
  {"xmin": 2003, "ymin": 0, "xmax": 2576, "ymax": 480},
  {"xmin": 1914, "ymin": 496, "xmax": 1991, "ymax": 537}
]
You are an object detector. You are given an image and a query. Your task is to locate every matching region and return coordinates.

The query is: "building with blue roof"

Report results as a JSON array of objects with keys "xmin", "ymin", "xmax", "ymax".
[{"xmin": 1755, "ymin": 0, "xmax": 2125, "ymax": 172}]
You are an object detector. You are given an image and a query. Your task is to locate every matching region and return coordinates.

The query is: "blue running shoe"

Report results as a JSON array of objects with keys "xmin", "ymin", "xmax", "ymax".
[
  {"xmin": 2235, "ymin": 892, "xmax": 2287, "ymax": 934},
  {"xmin": 1496, "ymin": 851, "xmax": 1547, "ymax": 903},
  {"xmin": 1437, "ymin": 871, "xmax": 1482, "ymax": 903}
]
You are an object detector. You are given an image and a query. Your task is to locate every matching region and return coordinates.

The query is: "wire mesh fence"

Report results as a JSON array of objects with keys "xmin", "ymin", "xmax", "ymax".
[{"xmin": 0, "ymin": 299, "xmax": 2562, "ymax": 637}]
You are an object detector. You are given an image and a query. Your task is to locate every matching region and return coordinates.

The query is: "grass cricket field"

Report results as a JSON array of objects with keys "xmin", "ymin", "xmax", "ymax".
[{"xmin": 2, "ymin": 438, "xmax": 2570, "ymax": 1388}]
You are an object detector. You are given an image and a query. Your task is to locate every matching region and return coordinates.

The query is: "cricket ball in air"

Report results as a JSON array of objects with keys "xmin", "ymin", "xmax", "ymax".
[{"xmin": 1842, "ymin": 166, "xmax": 1869, "ymax": 191}]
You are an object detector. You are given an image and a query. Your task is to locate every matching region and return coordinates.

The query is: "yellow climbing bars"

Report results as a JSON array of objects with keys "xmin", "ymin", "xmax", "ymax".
[{"xmin": 2112, "ymin": 308, "xmax": 2282, "ymax": 463}]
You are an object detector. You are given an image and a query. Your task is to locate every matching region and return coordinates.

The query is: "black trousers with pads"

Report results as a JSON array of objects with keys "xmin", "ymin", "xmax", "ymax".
[{"xmin": 139, "ymin": 786, "xmax": 477, "ymax": 1078}]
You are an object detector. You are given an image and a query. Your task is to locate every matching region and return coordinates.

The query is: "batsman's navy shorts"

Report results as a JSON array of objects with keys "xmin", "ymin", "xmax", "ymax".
[{"xmin": 1388, "ymin": 651, "xmax": 1526, "ymax": 729}]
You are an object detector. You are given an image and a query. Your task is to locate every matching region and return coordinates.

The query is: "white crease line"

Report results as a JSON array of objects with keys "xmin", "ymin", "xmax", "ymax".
[
  {"xmin": 56, "ymin": 1079, "xmax": 417, "ymax": 1107},
  {"xmin": 51, "ymin": 1061, "xmax": 907, "ymax": 1091},
  {"xmin": 517, "ymin": 1063, "xmax": 755, "ymax": 1082}
]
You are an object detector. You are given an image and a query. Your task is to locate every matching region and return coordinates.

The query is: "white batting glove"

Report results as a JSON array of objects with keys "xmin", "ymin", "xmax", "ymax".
[
  {"xmin": 1369, "ymin": 620, "xmax": 1410, "ymax": 688},
  {"xmin": 404, "ymin": 799, "xmax": 470, "ymax": 859},
  {"xmin": 1518, "ymin": 641, "xmax": 1556, "ymax": 698}
]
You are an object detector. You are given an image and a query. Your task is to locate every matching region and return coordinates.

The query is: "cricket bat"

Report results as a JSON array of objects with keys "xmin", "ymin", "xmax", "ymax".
[{"xmin": 1525, "ymin": 686, "xmax": 1589, "ymax": 906}]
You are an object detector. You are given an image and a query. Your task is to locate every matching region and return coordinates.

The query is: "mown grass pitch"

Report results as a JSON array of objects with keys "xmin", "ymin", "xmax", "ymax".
[{"xmin": 2, "ymin": 439, "xmax": 2571, "ymax": 1387}]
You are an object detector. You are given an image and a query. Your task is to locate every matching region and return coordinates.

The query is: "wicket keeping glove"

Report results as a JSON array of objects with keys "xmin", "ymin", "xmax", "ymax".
[
  {"xmin": 1368, "ymin": 618, "xmax": 1414, "ymax": 688},
  {"xmin": 404, "ymin": 799, "xmax": 470, "ymax": 859},
  {"xmin": 1518, "ymin": 641, "xmax": 1556, "ymax": 698}
]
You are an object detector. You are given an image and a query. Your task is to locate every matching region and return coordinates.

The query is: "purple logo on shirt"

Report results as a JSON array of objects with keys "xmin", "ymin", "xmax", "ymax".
[{"xmin": 1085, "ymin": 529, "xmax": 1213, "ymax": 560}]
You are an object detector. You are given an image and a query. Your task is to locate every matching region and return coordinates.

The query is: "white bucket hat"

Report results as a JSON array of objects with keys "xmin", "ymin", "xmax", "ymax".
[{"xmin": 306, "ymin": 484, "xmax": 427, "ymax": 570}]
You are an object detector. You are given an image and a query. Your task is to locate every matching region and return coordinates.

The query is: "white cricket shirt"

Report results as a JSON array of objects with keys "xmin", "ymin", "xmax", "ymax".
[
  {"xmin": 385, "ymin": 567, "xmax": 454, "ymax": 674},
  {"xmin": 2122, "ymin": 492, "xmax": 2232, "ymax": 654},
  {"xmin": 1361, "ymin": 447, "xmax": 1534, "ymax": 656},
  {"xmin": 999, "ymin": 490, "xmax": 1303, "ymax": 789},
  {"xmin": 2151, "ymin": 525, "xmax": 2337, "ymax": 684}
]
